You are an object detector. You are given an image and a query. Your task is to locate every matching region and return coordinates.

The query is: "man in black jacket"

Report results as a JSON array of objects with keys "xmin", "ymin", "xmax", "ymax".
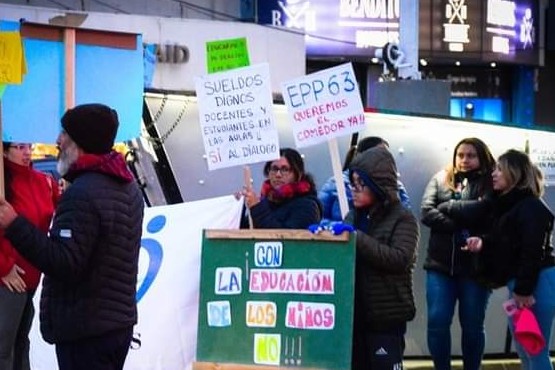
[{"xmin": 0, "ymin": 104, "xmax": 144, "ymax": 370}]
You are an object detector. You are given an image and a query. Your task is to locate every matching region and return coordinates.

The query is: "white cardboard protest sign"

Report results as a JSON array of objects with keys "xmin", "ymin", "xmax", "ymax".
[
  {"xmin": 281, "ymin": 62, "xmax": 366, "ymax": 148},
  {"xmin": 195, "ymin": 63, "xmax": 280, "ymax": 170}
]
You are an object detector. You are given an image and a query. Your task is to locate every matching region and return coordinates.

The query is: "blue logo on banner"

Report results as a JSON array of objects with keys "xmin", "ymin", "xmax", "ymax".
[{"xmin": 136, "ymin": 215, "xmax": 165, "ymax": 302}]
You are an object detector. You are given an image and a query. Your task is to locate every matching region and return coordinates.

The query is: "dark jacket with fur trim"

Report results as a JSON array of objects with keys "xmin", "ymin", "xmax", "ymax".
[
  {"xmin": 5, "ymin": 152, "xmax": 144, "ymax": 343},
  {"xmin": 346, "ymin": 147, "xmax": 419, "ymax": 329}
]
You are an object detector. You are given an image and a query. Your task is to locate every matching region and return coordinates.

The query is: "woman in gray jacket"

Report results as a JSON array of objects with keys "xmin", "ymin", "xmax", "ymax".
[
  {"xmin": 420, "ymin": 137, "xmax": 495, "ymax": 370},
  {"xmin": 346, "ymin": 146, "xmax": 419, "ymax": 370}
]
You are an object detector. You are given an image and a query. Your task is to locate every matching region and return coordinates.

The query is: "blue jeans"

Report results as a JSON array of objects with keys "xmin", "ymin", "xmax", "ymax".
[
  {"xmin": 507, "ymin": 266, "xmax": 555, "ymax": 370},
  {"xmin": 426, "ymin": 270, "xmax": 491, "ymax": 370}
]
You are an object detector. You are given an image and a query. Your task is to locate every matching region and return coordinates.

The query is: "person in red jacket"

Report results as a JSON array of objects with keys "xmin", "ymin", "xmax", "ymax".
[{"xmin": 0, "ymin": 142, "xmax": 58, "ymax": 370}]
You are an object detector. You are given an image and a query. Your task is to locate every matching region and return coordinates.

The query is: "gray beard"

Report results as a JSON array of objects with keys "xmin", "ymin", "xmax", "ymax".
[{"xmin": 57, "ymin": 144, "xmax": 80, "ymax": 177}]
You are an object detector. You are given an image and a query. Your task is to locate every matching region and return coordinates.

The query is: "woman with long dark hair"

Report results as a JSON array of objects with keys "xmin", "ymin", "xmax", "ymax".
[{"xmin": 420, "ymin": 137, "xmax": 496, "ymax": 370}]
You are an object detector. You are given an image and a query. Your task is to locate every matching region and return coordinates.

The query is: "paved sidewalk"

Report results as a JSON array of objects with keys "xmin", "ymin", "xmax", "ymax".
[{"xmin": 405, "ymin": 357, "xmax": 554, "ymax": 369}]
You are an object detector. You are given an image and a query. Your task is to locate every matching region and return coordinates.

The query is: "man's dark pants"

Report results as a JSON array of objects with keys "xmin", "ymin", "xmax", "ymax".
[{"xmin": 55, "ymin": 326, "xmax": 133, "ymax": 370}]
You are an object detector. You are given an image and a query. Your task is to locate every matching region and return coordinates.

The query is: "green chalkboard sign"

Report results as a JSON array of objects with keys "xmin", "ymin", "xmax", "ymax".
[{"xmin": 196, "ymin": 229, "xmax": 356, "ymax": 370}]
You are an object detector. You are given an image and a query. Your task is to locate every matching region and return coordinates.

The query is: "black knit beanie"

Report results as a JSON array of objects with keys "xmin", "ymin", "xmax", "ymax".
[{"xmin": 61, "ymin": 103, "xmax": 119, "ymax": 154}]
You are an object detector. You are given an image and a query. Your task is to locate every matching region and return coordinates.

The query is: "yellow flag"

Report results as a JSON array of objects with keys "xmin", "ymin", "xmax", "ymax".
[{"xmin": 0, "ymin": 31, "xmax": 25, "ymax": 84}]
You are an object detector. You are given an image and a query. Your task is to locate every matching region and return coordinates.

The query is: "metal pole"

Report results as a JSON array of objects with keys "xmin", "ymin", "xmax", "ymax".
[{"xmin": 398, "ymin": 0, "xmax": 421, "ymax": 80}]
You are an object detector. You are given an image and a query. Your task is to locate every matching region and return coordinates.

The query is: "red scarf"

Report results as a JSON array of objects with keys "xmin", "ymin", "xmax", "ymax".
[
  {"xmin": 64, "ymin": 151, "xmax": 134, "ymax": 183},
  {"xmin": 260, "ymin": 179, "xmax": 313, "ymax": 204}
]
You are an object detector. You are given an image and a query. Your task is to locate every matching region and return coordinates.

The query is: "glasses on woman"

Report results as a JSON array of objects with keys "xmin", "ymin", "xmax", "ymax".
[
  {"xmin": 9, "ymin": 144, "xmax": 33, "ymax": 151},
  {"xmin": 269, "ymin": 166, "xmax": 291, "ymax": 175},
  {"xmin": 350, "ymin": 181, "xmax": 367, "ymax": 193}
]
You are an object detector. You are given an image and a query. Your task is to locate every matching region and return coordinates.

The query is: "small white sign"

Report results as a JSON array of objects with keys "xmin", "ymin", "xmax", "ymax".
[
  {"xmin": 246, "ymin": 301, "xmax": 277, "ymax": 327},
  {"xmin": 214, "ymin": 267, "xmax": 242, "ymax": 295},
  {"xmin": 207, "ymin": 300, "xmax": 232, "ymax": 327},
  {"xmin": 254, "ymin": 241, "xmax": 283, "ymax": 267},
  {"xmin": 285, "ymin": 301, "xmax": 335, "ymax": 330}
]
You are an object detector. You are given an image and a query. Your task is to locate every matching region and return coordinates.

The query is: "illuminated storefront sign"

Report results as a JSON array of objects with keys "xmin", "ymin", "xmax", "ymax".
[
  {"xmin": 338, "ymin": 0, "xmax": 400, "ymax": 50},
  {"xmin": 270, "ymin": 0, "xmax": 317, "ymax": 30},
  {"xmin": 258, "ymin": 0, "xmax": 400, "ymax": 58},
  {"xmin": 257, "ymin": 0, "xmax": 539, "ymax": 65},
  {"xmin": 483, "ymin": 0, "xmax": 537, "ymax": 64},
  {"xmin": 443, "ymin": 0, "xmax": 471, "ymax": 52},
  {"xmin": 422, "ymin": 0, "xmax": 483, "ymax": 59}
]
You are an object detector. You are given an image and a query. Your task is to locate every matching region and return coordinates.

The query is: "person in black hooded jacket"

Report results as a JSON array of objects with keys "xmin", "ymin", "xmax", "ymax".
[
  {"xmin": 420, "ymin": 137, "xmax": 495, "ymax": 370},
  {"xmin": 0, "ymin": 104, "xmax": 144, "ymax": 370},
  {"xmin": 346, "ymin": 146, "xmax": 419, "ymax": 370}
]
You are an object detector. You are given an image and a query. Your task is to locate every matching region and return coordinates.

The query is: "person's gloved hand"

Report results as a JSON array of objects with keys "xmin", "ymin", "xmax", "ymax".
[
  {"xmin": 329, "ymin": 222, "xmax": 355, "ymax": 235},
  {"xmin": 308, "ymin": 224, "xmax": 323, "ymax": 234},
  {"xmin": 308, "ymin": 221, "xmax": 355, "ymax": 235}
]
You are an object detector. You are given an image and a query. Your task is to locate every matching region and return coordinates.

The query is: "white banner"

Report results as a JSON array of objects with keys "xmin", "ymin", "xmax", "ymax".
[
  {"xmin": 281, "ymin": 62, "xmax": 366, "ymax": 148},
  {"xmin": 29, "ymin": 195, "xmax": 244, "ymax": 370},
  {"xmin": 195, "ymin": 63, "xmax": 280, "ymax": 170}
]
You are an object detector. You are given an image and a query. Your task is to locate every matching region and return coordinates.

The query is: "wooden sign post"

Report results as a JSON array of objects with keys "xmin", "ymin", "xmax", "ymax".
[
  {"xmin": 63, "ymin": 27, "xmax": 76, "ymax": 110},
  {"xmin": 0, "ymin": 103, "xmax": 3, "ymax": 198},
  {"xmin": 327, "ymin": 138, "xmax": 349, "ymax": 219}
]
